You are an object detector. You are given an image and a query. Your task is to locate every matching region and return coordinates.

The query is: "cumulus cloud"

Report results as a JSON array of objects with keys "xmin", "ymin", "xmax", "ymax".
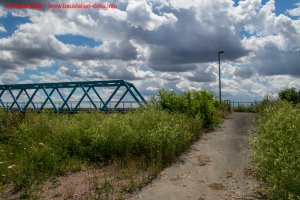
[
  {"xmin": 126, "ymin": 1, "xmax": 177, "ymax": 31},
  {"xmin": 0, "ymin": 0, "xmax": 299, "ymax": 101},
  {"xmin": 0, "ymin": 72, "xmax": 19, "ymax": 84},
  {"xmin": 186, "ymin": 65, "xmax": 216, "ymax": 83}
]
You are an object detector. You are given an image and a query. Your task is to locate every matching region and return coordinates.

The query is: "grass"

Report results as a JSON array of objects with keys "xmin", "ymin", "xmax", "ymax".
[
  {"xmin": 251, "ymin": 100, "xmax": 300, "ymax": 199},
  {"xmin": 0, "ymin": 89, "xmax": 223, "ymax": 198}
]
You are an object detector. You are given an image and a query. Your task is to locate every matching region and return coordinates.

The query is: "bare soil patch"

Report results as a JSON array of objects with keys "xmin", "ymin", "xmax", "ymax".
[
  {"xmin": 36, "ymin": 159, "xmax": 153, "ymax": 200},
  {"xmin": 197, "ymin": 155, "xmax": 211, "ymax": 166},
  {"xmin": 208, "ymin": 183, "xmax": 225, "ymax": 190}
]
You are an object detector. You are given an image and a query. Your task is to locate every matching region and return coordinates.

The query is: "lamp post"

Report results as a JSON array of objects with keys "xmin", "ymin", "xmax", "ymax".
[{"xmin": 218, "ymin": 51, "xmax": 225, "ymax": 102}]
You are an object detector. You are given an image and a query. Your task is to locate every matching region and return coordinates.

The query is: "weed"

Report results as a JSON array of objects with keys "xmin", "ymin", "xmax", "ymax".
[{"xmin": 251, "ymin": 100, "xmax": 300, "ymax": 199}]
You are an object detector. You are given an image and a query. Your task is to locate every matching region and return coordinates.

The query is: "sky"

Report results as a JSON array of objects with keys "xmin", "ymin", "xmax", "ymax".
[{"xmin": 0, "ymin": 0, "xmax": 299, "ymax": 102}]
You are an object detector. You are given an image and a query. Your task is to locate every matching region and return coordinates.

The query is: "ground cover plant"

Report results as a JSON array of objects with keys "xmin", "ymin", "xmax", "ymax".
[
  {"xmin": 0, "ymin": 89, "xmax": 223, "ymax": 198},
  {"xmin": 251, "ymin": 100, "xmax": 300, "ymax": 199}
]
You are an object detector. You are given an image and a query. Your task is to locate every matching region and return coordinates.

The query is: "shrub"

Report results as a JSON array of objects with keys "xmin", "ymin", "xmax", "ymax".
[
  {"xmin": 155, "ymin": 89, "xmax": 219, "ymax": 129},
  {"xmin": 251, "ymin": 100, "xmax": 300, "ymax": 199}
]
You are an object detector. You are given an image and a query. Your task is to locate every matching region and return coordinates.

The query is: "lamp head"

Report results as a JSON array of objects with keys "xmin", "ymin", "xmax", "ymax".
[{"xmin": 218, "ymin": 51, "xmax": 225, "ymax": 54}]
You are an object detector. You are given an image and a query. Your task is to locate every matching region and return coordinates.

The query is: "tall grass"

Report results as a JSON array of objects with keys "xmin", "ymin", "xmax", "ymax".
[
  {"xmin": 0, "ymin": 107, "xmax": 202, "ymax": 192},
  {"xmin": 0, "ymin": 89, "xmax": 224, "ymax": 196},
  {"xmin": 251, "ymin": 100, "xmax": 300, "ymax": 199}
]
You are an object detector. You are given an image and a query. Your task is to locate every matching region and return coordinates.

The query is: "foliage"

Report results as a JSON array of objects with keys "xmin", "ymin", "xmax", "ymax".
[
  {"xmin": 0, "ymin": 107, "xmax": 203, "ymax": 192},
  {"xmin": 278, "ymin": 87, "xmax": 299, "ymax": 104},
  {"xmin": 153, "ymin": 89, "xmax": 221, "ymax": 129},
  {"xmin": 251, "ymin": 100, "xmax": 300, "ymax": 199}
]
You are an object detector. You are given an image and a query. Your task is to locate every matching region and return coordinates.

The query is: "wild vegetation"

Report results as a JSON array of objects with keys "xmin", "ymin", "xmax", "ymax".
[
  {"xmin": 0, "ymin": 89, "xmax": 223, "ymax": 198},
  {"xmin": 251, "ymin": 97, "xmax": 300, "ymax": 199},
  {"xmin": 152, "ymin": 88, "xmax": 228, "ymax": 128},
  {"xmin": 278, "ymin": 87, "xmax": 300, "ymax": 105},
  {"xmin": 231, "ymin": 104, "xmax": 258, "ymax": 113}
]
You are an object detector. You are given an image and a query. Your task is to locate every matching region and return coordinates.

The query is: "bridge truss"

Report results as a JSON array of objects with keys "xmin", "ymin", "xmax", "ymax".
[{"xmin": 0, "ymin": 80, "xmax": 146, "ymax": 112}]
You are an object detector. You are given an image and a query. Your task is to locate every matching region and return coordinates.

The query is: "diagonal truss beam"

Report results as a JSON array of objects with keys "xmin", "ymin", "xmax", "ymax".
[
  {"xmin": 101, "ymin": 85, "xmax": 121, "ymax": 111},
  {"xmin": 73, "ymin": 86, "xmax": 92, "ymax": 111},
  {"xmin": 23, "ymin": 88, "xmax": 39, "ymax": 111},
  {"xmin": 24, "ymin": 89, "xmax": 37, "ymax": 110},
  {"xmin": 0, "ymin": 89, "xmax": 6, "ymax": 109},
  {"xmin": 40, "ymin": 88, "xmax": 57, "ymax": 112},
  {"xmin": 59, "ymin": 87, "xmax": 77, "ymax": 112},
  {"xmin": 8, "ymin": 89, "xmax": 22, "ymax": 111},
  {"xmin": 56, "ymin": 88, "xmax": 72, "ymax": 112},
  {"xmin": 92, "ymin": 87, "xmax": 106, "ymax": 109},
  {"xmin": 10, "ymin": 89, "xmax": 23, "ymax": 110}
]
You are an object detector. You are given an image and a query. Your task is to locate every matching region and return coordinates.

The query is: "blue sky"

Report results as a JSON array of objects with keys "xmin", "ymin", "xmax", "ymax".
[
  {"xmin": 55, "ymin": 34, "xmax": 102, "ymax": 48},
  {"xmin": 0, "ymin": 13, "xmax": 31, "ymax": 38},
  {"xmin": 0, "ymin": 0, "xmax": 299, "ymax": 102}
]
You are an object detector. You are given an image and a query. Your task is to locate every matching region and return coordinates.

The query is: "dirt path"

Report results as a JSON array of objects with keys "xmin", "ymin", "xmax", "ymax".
[{"xmin": 133, "ymin": 113, "xmax": 263, "ymax": 200}]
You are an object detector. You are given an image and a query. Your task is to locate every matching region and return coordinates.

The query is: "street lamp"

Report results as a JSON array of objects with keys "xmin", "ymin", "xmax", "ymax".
[{"xmin": 218, "ymin": 51, "xmax": 225, "ymax": 102}]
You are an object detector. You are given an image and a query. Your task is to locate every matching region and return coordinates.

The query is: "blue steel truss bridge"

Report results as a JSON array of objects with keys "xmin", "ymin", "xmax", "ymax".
[{"xmin": 0, "ymin": 80, "xmax": 147, "ymax": 113}]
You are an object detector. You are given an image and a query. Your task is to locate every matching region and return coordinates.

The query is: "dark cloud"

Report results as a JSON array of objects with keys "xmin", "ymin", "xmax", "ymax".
[
  {"xmin": 254, "ymin": 43, "xmax": 300, "ymax": 76},
  {"xmin": 234, "ymin": 67, "xmax": 254, "ymax": 78},
  {"xmin": 150, "ymin": 63, "xmax": 196, "ymax": 72},
  {"xmin": 129, "ymin": 8, "xmax": 248, "ymax": 72},
  {"xmin": 187, "ymin": 66, "xmax": 216, "ymax": 83},
  {"xmin": 0, "ymin": 35, "xmax": 137, "ymax": 70},
  {"xmin": 0, "ymin": 0, "xmax": 299, "ymax": 99}
]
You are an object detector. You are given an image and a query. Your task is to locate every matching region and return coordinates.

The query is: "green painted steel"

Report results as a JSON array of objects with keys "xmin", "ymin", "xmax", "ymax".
[{"xmin": 0, "ymin": 80, "xmax": 146, "ymax": 112}]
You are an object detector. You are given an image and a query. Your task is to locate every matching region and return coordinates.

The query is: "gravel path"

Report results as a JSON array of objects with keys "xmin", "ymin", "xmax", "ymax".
[{"xmin": 134, "ymin": 113, "xmax": 263, "ymax": 200}]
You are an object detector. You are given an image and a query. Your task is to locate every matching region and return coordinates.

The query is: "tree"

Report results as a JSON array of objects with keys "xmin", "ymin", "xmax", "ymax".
[{"xmin": 278, "ymin": 87, "xmax": 299, "ymax": 104}]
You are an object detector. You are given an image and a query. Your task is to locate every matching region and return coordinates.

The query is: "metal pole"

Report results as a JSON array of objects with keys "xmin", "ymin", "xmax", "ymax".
[
  {"xmin": 218, "ymin": 53, "xmax": 221, "ymax": 102},
  {"xmin": 218, "ymin": 51, "xmax": 224, "ymax": 102}
]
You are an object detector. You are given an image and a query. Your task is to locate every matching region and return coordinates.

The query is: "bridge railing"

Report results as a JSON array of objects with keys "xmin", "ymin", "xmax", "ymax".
[{"xmin": 0, "ymin": 100, "xmax": 140, "ymax": 112}]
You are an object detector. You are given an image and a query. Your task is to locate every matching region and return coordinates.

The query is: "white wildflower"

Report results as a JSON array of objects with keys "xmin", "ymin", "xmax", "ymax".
[{"xmin": 8, "ymin": 165, "xmax": 16, "ymax": 169}]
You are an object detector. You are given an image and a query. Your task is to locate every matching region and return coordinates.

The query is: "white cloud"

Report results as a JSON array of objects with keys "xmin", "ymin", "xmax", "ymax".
[
  {"xmin": 0, "ymin": 25, "xmax": 6, "ymax": 33},
  {"xmin": 0, "ymin": 72, "xmax": 19, "ymax": 84},
  {"xmin": 126, "ymin": 1, "xmax": 177, "ymax": 31},
  {"xmin": 0, "ymin": 0, "xmax": 299, "ymax": 102},
  {"xmin": 288, "ymin": 3, "xmax": 300, "ymax": 17}
]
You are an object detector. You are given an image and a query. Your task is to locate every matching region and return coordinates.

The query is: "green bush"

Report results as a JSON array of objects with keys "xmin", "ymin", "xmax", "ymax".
[
  {"xmin": 0, "ymin": 107, "xmax": 202, "ymax": 191},
  {"xmin": 154, "ymin": 89, "xmax": 219, "ymax": 129},
  {"xmin": 251, "ymin": 100, "xmax": 300, "ymax": 199},
  {"xmin": 278, "ymin": 87, "xmax": 299, "ymax": 104}
]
